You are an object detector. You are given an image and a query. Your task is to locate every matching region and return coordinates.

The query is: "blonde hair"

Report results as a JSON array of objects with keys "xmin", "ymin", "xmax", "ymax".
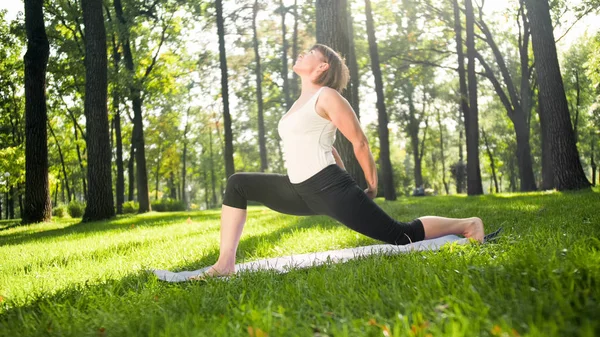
[{"xmin": 310, "ymin": 44, "xmax": 350, "ymax": 93}]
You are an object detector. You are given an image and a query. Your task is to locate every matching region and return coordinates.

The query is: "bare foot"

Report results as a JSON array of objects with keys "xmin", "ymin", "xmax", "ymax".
[
  {"xmin": 463, "ymin": 217, "xmax": 485, "ymax": 243},
  {"xmin": 188, "ymin": 264, "xmax": 235, "ymax": 281}
]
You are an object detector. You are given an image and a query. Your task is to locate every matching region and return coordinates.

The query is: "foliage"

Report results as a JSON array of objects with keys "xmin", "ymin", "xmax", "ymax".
[
  {"xmin": 122, "ymin": 201, "xmax": 139, "ymax": 214},
  {"xmin": 51, "ymin": 204, "xmax": 69, "ymax": 218},
  {"xmin": 151, "ymin": 198, "xmax": 186, "ymax": 212},
  {"xmin": 67, "ymin": 201, "xmax": 85, "ymax": 218}
]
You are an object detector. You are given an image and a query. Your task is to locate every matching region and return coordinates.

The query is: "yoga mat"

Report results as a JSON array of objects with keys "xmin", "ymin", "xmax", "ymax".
[{"xmin": 152, "ymin": 228, "xmax": 502, "ymax": 282}]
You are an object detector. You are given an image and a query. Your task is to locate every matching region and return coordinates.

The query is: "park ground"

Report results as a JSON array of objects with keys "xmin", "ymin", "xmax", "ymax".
[{"xmin": 0, "ymin": 189, "xmax": 599, "ymax": 336}]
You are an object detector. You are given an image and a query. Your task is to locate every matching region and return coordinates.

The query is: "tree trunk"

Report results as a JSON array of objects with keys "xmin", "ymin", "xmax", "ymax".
[
  {"xmin": 279, "ymin": 0, "xmax": 293, "ymax": 111},
  {"xmin": 22, "ymin": 0, "xmax": 52, "ymax": 224},
  {"xmin": 437, "ymin": 109, "xmax": 449, "ymax": 195},
  {"xmin": 537, "ymin": 98, "xmax": 554, "ymax": 190},
  {"xmin": 169, "ymin": 172, "xmax": 176, "ymax": 200},
  {"xmin": 82, "ymin": 0, "xmax": 115, "ymax": 221},
  {"xmin": 48, "ymin": 122, "xmax": 71, "ymax": 202},
  {"xmin": 482, "ymin": 129, "xmax": 499, "ymax": 193},
  {"xmin": 182, "ymin": 118, "xmax": 189, "ymax": 209},
  {"xmin": 453, "ymin": 0, "xmax": 466, "ymax": 195},
  {"xmin": 8, "ymin": 186, "xmax": 15, "ymax": 219},
  {"xmin": 465, "ymin": 0, "xmax": 483, "ymax": 195},
  {"xmin": 291, "ymin": 0, "xmax": 299, "ymax": 99},
  {"xmin": 114, "ymin": 0, "xmax": 151, "ymax": 212},
  {"xmin": 407, "ymin": 89, "xmax": 423, "ymax": 188},
  {"xmin": 111, "ymin": 35, "xmax": 124, "ymax": 214},
  {"xmin": 347, "ymin": 0, "xmax": 361, "ymax": 119},
  {"xmin": 128, "ymin": 143, "xmax": 135, "ymax": 201},
  {"xmin": 524, "ymin": 0, "xmax": 590, "ymax": 190},
  {"xmin": 252, "ymin": 0, "xmax": 268, "ymax": 172},
  {"xmin": 208, "ymin": 125, "xmax": 217, "ymax": 207},
  {"xmin": 364, "ymin": 0, "xmax": 395, "ymax": 200},
  {"xmin": 591, "ymin": 139, "xmax": 596, "ymax": 186},
  {"xmin": 512, "ymin": 113, "xmax": 537, "ymax": 191},
  {"xmin": 215, "ymin": 0, "xmax": 235, "ymax": 178},
  {"xmin": 315, "ymin": 0, "xmax": 366, "ymax": 188}
]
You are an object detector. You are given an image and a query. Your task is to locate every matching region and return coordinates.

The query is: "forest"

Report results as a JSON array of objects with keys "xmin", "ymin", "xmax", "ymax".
[{"xmin": 0, "ymin": 0, "xmax": 598, "ymax": 222}]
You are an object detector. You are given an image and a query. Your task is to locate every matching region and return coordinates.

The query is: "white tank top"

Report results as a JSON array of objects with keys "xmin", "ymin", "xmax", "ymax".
[{"xmin": 277, "ymin": 87, "xmax": 337, "ymax": 183}]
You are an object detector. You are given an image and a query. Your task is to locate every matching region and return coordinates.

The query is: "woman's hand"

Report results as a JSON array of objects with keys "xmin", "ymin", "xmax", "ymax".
[{"xmin": 364, "ymin": 186, "xmax": 377, "ymax": 199}]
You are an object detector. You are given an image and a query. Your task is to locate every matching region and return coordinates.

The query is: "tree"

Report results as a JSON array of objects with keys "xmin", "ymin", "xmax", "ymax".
[
  {"xmin": 22, "ymin": 0, "xmax": 52, "ymax": 223},
  {"xmin": 315, "ymin": 0, "xmax": 366, "ymax": 188},
  {"xmin": 215, "ymin": 0, "xmax": 235, "ymax": 178},
  {"xmin": 81, "ymin": 0, "xmax": 114, "ymax": 221},
  {"xmin": 524, "ymin": 0, "xmax": 591, "ymax": 190},
  {"xmin": 474, "ymin": 0, "xmax": 537, "ymax": 191},
  {"xmin": 464, "ymin": 0, "xmax": 484, "ymax": 195},
  {"xmin": 364, "ymin": 0, "xmax": 396, "ymax": 200},
  {"xmin": 252, "ymin": 0, "xmax": 268, "ymax": 172}
]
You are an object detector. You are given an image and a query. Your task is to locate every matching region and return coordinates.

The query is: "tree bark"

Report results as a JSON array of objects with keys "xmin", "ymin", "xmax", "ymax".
[
  {"xmin": 252, "ymin": 0, "xmax": 268, "ymax": 172},
  {"xmin": 465, "ymin": 0, "xmax": 483, "ymax": 195},
  {"xmin": 290, "ymin": 0, "xmax": 299, "ymax": 99},
  {"xmin": 22, "ymin": 0, "xmax": 52, "ymax": 224},
  {"xmin": 315, "ymin": 0, "xmax": 366, "ymax": 188},
  {"xmin": 364, "ymin": 0, "xmax": 395, "ymax": 200},
  {"xmin": 524, "ymin": 0, "xmax": 590, "ymax": 190},
  {"xmin": 215, "ymin": 0, "xmax": 235, "ymax": 178},
  {"xmin": 208, "ymin": 125, "xmax": 217, "ymax": 207},
  {"xmin": 128, "ymin": 143, "xmax": 135, "ymax": 201},
  {"xmin": 347, "ymin": 1, "xmax": 361, "ymax": 119},
  {"xmin": 279, "ymin": 0, "xmax": 293, "ymax": 111},
  {"xmin": 182, "ymin": 112, "xmax": 189, "ymax": 209},
  {"xmin": 437, "ymin": 109, "xmax": 449, "ymax": 195},
  {"xmin": 48, "ymin": 121, "xmax": 71, "ymax": 202},
  {"xmin": 111, "ymin": 35, "xmax": 124, "ymax": 214},
  {"xmin": 82, "ymin": 0, "xmax": 115, "ymax": 221},
  {"xmin": 482, "ymin": 129, "xmax": 499, "ymax": 193}
]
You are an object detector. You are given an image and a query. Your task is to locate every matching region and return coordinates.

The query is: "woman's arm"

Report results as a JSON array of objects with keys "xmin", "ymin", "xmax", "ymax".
[
  {"xmin": 332, "ymin": 146, "xmax": 346, "ymax": 170},
  {"xmin": 318, "ymin": 88, "xmax": 378, "ymax": 195}
]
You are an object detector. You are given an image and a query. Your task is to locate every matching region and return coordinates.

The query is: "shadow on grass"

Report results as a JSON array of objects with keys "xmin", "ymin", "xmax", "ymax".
[{"xmin": 0, "ymin": 210, "xmax": 227, "ymax": 247}]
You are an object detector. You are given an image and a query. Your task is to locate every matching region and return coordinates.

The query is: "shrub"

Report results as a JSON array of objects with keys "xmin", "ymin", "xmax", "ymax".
[
  {"xmin": 67, "ymin": 201, "xmax": 85, "ymax": 218},
  {"xmin": 151, "ymin": 198, "xmax": 186, "ymax": 212},
  {"xmin": 52, "ymin": 205, "xmax": 69, "ymax": 218},
  {"xmin": 122, "ymin": 201, "xmax": 139, "ymax": 214}
]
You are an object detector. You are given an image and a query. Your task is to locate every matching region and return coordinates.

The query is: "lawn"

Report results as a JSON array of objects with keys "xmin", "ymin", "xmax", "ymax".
[{"xmin": 1, "ymin": 190, "xmax": 599, "ymax": 336}]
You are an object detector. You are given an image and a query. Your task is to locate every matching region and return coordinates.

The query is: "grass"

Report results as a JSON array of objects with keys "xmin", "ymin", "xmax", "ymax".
[{"xmin": 0, "ymin": 190, "xmax": 599, "ymax": 336}]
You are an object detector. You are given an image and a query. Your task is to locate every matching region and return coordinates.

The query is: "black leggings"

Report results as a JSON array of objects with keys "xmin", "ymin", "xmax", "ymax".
[{"xmin": 222, "ymin": 164, "xmax": 425, "ymax": 245}]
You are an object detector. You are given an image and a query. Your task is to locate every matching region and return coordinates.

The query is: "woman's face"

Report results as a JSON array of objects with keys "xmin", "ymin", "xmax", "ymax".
[{"xmin": 292, "ymin": 48, "xmax": 328, "ymax": 77}]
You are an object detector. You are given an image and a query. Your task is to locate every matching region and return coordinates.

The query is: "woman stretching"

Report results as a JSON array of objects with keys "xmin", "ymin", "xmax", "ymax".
[{"xmin": 202, "ymin": 44, "xmax": 484, "ymax": 277}]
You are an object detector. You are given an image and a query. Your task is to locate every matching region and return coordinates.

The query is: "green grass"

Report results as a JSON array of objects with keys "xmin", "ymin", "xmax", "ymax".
[{"xmin": 1, "ymin": 190, "xmax": 599, "ymax": 336}]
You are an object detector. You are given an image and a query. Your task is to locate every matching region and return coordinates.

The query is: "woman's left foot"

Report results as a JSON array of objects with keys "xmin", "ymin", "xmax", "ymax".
[{"xmin": 463, "ymin": 217, "xmax": 485, "ymax": 243}]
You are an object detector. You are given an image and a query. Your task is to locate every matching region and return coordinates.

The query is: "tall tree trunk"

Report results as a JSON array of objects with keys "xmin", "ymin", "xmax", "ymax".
[
  {"xmin": 111, "ymin": 35, "xmax": 124, "ymax": 214},
  {"xmin": 572, "ymin": 69, "xmax": 580, "ymax": 143},
  {"xmin": 347, "ymin": 1, "xmax": 361, "ymax": 119},
  {"xmin": 182, "ymin": 116, "xmax": 189, "ymax": 209},
  {"xmin": 279, "ymin": 0, "xmax": 292, "ymax": 111},
  {"xmin": 215, "ymin": 0, "xmax": 235, "ymax": 178},
  {"xmin": 524, "ymin": 0, "xmax": 590, "ymax": 190},
  {"xmin": 23, "ymin": 0, "xmax": 52, "ymax": 224},
  {"xmin": 453, "ymin": 0, "xmax": 466, "ymax": 194},
  {"xmin": 591, "ymin": 139, "xmax": 596, "ymax": 186},
  {"xmin": 437, "ymin": 109, "xmax": 449, "ymax": 195},
  {"xmin": 482, "ymin": 129, "xmax": 499, "ymax": 193},
  {"xmin": 464, "ymin": 0, "xmax": 483, "ymax": 195},
  {"xmin": 290, "ymin": 0, "xmax": 299, "ymax": 99},
  {"xmin": 8, "ymin": 186, "xmax": 15, "ymax": 219},
  {"xmin": 364, "ymin": 0, "xmax": 395, "ymax": 200},
  {"xmin": 114, "ymin": 0, "xmax": 151, "ymax": 212},
  {"xmin": 315, "ymin": 0, "xmax": 366, "ymax": 188},
  {"xmin": 537, "ymin": 99, "xmax": 554, "ymax": 190},
  {"xmin": 170, "ymin": 172, "xmax": 176, "ymax": 199},
  {"xmin": 208, "ymin": 126, "xmax": 217, "ymax": 207},
  {"xmin": 72, "ymin": 118, "xmax": 87, "ymax": 200},
  {"xmin": 128, "ymin": 143, "xmax": 135, "ymax": 201},
  {"xmin": 252, "ymin": 0, "xmax": 268, "ymax": 172},
  {"xmin": 48, "ymin": 122, "xmax": 71, "ymax": 202},
  {"xmin": 82, "ymin": 0, "xmax": 115, "ymax": 221},
  {"xmin": 407, "ymin": 89, "xmax": 423, "ymax": 188}
]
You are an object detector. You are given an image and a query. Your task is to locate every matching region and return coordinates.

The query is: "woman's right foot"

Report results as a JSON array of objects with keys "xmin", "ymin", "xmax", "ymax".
[
  {"xmin": 188, "ymin": 264, "xmax": 235, "ymax": 281},
  {"xmin": 463, "ymin": 217, "xmax": 485, "ymax": 243}
]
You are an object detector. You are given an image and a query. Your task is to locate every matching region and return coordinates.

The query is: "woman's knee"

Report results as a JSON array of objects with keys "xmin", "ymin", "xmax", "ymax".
[{"xmin": 223, "ymin": 173, "xmax": 252, "ymax": 208}]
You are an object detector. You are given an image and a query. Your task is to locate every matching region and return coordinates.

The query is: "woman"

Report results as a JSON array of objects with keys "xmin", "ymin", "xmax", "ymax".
[{"xmin": 202, "ymin": 44, "xmax": 484, "ymax": 278}]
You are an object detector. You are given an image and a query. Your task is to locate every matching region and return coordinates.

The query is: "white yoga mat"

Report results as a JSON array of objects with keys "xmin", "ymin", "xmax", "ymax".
[{"xmin": 152, "ymin": 234, "xmax": 469, "ymax": 282}]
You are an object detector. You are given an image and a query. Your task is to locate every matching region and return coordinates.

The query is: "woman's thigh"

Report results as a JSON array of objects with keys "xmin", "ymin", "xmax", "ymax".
[
  {"xmin": 304, "ymin": 184, "xmax": 423, "ymax": 244},
  {"xmin": 224, "ymin": 172, "xmax": 316, "ymax": 216}
]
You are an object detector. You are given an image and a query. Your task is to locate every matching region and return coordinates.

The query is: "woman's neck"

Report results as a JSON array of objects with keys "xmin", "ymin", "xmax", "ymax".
[{"xmin": 299, "ymin": 78, "xmax": 323, "ymax": 96}]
